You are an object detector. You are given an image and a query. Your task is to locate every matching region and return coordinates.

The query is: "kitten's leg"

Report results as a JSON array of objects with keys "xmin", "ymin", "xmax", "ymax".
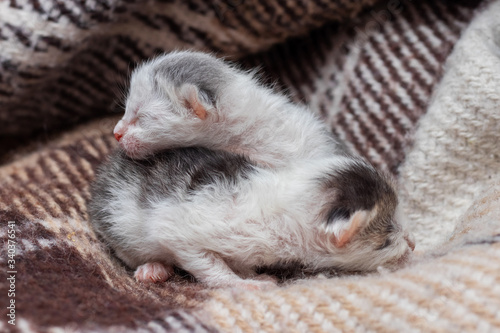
[
  {"xmin": 178, "ymin": 251, "xmax": 277, "ymax": 290},
  {"xmin": 134, "ymin": 262, "xmax": 174, "ymax": 283}
]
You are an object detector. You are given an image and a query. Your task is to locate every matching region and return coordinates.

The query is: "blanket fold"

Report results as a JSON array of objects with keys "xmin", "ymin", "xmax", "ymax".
[
  {"xmin": 1, "ymin": 0, "xmax": 499, "ymax": 332},
  {"xmin": 0, "ymin": 0, "xmax": 378, "ymax": 140}
]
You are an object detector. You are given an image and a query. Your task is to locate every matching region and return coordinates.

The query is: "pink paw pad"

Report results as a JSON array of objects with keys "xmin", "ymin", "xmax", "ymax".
[{"xmin": 134, "ymin": 262, "xmax": 174, "ymax": 283}]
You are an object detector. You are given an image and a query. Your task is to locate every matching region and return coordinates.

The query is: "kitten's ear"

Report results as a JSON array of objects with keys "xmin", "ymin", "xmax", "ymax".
[
  {"xmin": 327, "ymin": 210, "xmax": 371, "ymax": 248},
  {"xmin": 178, "ymin": 84, "xmax": 212, "ymax": 120}
]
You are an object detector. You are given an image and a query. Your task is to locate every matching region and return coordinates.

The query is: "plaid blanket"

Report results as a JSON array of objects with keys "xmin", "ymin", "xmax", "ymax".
[{"xmin": 2, "ymin": 0, "xmax": 500, "ymax": 332}]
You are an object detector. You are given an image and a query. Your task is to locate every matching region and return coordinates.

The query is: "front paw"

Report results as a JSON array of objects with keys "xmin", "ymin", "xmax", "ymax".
[{"xmin": 134, "ymin": 262, "xmax": 174, "ymax": 283}]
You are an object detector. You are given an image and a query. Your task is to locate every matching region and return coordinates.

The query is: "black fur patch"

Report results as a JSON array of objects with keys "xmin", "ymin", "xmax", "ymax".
[
  {"xmin": 326, "ymin": 207, "xmax": 351, "ymax": 224},
  {"xmin": 88, "ymin": 147, "xmax": 254, "ymax": 235},
  {"xmin": 322, "ymin": 158, "xmax": 397, "ymax": 227}
]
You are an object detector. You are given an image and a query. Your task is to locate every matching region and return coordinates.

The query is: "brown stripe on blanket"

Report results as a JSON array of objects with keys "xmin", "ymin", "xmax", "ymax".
[
  {"xmin": 203, "ymin": 241, "xmax": 500, "ymax": 332},
  {"xmin": 0, "ymin": 127, "xmax": 213, "ymax": 331},
  {"xmin": 1, "ymin": 1, "xmax": 479, "ymax": 168},
  {"xmin": 238, "ymin": 0, "xmax": 481, "ymax": 174},
  {"xmin": 0, "ymin": 0, "xmax": 380, "ymax": 141},
  {"xmin": 0, "ymin": 216, "xmax": 208, "ymax": 331}
]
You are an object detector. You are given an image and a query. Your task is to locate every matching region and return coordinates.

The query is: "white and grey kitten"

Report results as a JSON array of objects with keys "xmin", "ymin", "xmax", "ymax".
[
  {"xmin": 113, "ymin": 51, "xmax": 342, "ymax": 168},
  {"xmin": 89, "ymin": 51, "xmax": 415, "ymax": 290}
]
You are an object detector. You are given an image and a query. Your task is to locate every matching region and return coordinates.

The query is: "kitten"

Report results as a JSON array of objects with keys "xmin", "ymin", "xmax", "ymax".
[
  {"xmin": 89, "ymin": 147, "xmax": 413, "ymax": 289},
  {"xmin": 89, "ymin": 51, "xmax": 415, "ymax": 289},
  {"xmin": 113, "ymin": 51, "xmax": 346, "ymax": 168}
]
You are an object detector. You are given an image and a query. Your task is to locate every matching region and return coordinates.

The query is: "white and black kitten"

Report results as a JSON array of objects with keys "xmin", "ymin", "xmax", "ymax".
[{"xmin": 89, "ymin": 51, "xmax": 415, "ymax": 290}]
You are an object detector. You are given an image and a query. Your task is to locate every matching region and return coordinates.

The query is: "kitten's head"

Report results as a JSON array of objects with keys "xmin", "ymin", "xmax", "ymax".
[
  {"xmin": 114, "ymin": 51, "xmax": 235, "ymax": 159},
  {"xmin": 310, "ymin": 157, "xmax": 415, "ymax": 272}
]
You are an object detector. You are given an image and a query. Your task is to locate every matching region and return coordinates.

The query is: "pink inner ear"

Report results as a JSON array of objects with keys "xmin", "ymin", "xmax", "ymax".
[
  {"xmin": 333, "ymin": 211, "xmax": 368, "ymax": 248},
  {"xmin": 184, "ymin": 86, "xmax": 207, "ymax": 120},
  {"xmin": 334, "ymin": 229, "xmax": 354, "ymax": 248},
  {"xmin": 192, "ymin": 99, "xmax": 207, "ymax": 120}
]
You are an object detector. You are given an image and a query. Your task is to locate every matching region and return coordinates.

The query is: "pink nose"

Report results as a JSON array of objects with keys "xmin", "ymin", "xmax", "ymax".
[{"xmin": 114, "ymin": 132, "xmax": 123, "ymax": 142}]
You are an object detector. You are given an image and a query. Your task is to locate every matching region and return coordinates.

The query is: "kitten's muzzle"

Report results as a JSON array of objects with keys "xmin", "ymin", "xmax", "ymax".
[{"xmin": 113, "ymin": 119, "xmax": 126, "ymax": 142}]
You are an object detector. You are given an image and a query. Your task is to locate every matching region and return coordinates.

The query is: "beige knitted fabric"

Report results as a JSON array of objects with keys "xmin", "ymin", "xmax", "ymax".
[
  {"xmin": 0, "ymin": 0, "xmax": 378, "ymax": 138},
  {"xmin": 2, "ymin": 1, "xmax": 500, "ymax": 332},
  {"xmin": 196, "ymin": 2, "xmax": 500, "ymax": 331},
  {"xmin": 199, "ymin": 185, "xmax": 500, "ymax": 332},
  {"xmin": 398, "ymin": 0, "xmax": 500, "ymax": 250}
]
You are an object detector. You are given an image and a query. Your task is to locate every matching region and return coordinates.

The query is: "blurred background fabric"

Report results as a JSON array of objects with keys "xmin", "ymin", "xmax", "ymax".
[{"xmin": 1, "ymin": 0, "xmax": 500, "ymax": 332}]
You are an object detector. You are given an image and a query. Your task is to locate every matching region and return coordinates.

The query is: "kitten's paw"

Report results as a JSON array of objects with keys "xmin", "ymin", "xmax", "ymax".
[{"xmin": 134, "ymin": 262, "xmax": 174, "ymax": 283}]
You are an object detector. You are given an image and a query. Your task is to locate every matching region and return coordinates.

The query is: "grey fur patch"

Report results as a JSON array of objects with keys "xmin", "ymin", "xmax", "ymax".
[
  {"xmin": 88, "ymin": 147, "xmax": 255, "ymax": 233},
  {"xmin": 151, "ymin": 52, "xmax": 237, "ymax": 101},
  {"xmin": 321, "ymin": 158, "xmax": 399, "ymax": 248},
  {"xmin": 322, "ymin": 159, "xmax": 396, "ymax": 221}
]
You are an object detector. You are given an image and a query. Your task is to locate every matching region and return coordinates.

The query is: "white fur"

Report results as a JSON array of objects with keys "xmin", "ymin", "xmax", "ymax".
[
  {"xmin": 99, "ymin": 51, "xmax": 414, "ymax": 288},
  {"xmin": 115, "ymin": 51, "xmax": 342, "ymax": 168},
  {"xmin": 100, "ymin": 156, "xmax": 411, "ymax": 288}
]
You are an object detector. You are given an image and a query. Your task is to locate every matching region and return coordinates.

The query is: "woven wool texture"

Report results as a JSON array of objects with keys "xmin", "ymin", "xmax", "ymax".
[
  {"xmin": 200, "ymin": 2, "xmax": 500, "ymax": 331},
  {"xmin": 243, "ymin": 0, "xmax": 477, "ymax": 175},
  {"xmin": 398, "ymin": 0, "xmax": 500, "ymax": 249},
  {"xmin": 1, "ymin": 0, "xmax": 500, "ymax": 332},
  {"xmin": 0, "ymin": 0, "xmax": 378, "ymax": 138}
]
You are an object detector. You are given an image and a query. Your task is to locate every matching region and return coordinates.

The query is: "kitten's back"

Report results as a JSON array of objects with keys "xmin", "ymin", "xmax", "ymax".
[{"xmin": 88, "ymin": 147, "xmax": 255, "ymax": 244}]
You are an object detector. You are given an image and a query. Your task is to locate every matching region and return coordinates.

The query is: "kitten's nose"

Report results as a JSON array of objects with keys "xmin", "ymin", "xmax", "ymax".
[
  {"xmin": 114, "ymin": 120, "xmax": 125, "ymax": 142},
  {"xmin": 404, "ymin": 233, "xmax": 416, "ymax": 251}
]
